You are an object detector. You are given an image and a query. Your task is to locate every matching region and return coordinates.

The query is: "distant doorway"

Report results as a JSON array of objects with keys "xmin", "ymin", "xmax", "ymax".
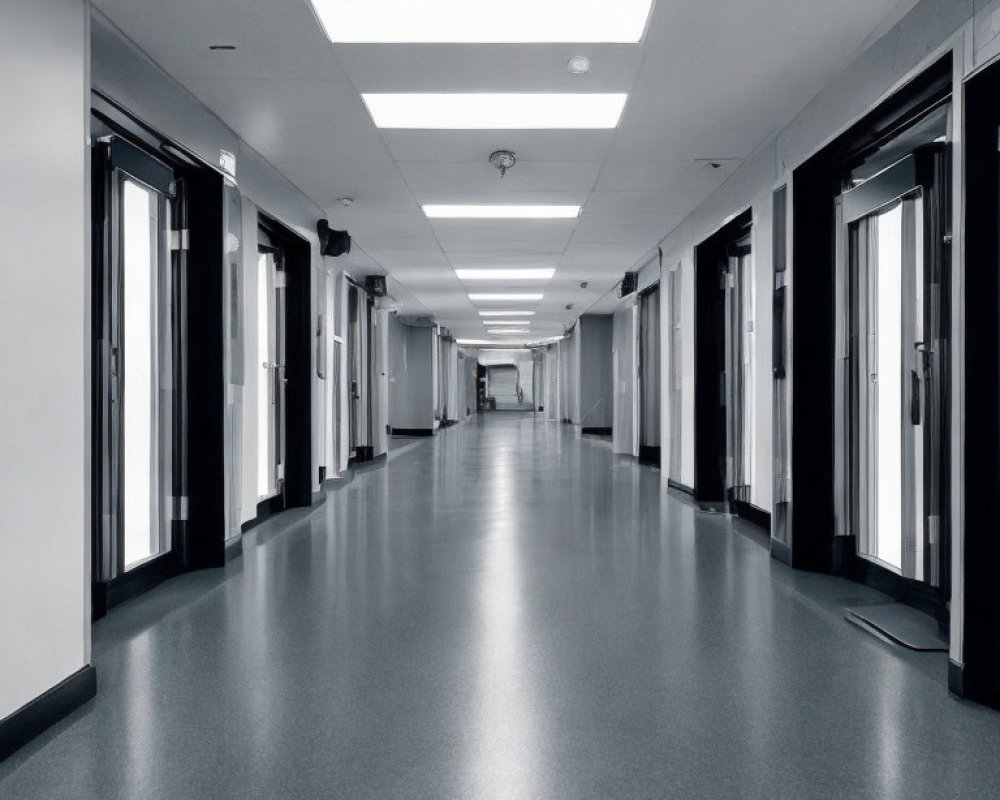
[
  {"xmin": 694, "ymin": 210, "xmax": 754, "ymax": 513},
  {"xmin": 638, "ymin": 284, "xmax": 661, "ymax": 465}
]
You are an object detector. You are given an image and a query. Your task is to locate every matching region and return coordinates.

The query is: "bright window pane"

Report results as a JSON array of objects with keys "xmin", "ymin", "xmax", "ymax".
[
  {"xmin": 257, "ymin": 253, "xmax": 272, "ymax": 498},
  {"xmin": 875, "ymin": 205, "xmax": 903, "ymax": 569},
  {"xmin": 122, "ymin": 180, "xmax": 158, "ymax": 569}
]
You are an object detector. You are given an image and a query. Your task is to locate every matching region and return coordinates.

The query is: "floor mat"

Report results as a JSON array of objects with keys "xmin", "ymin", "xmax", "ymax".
[{"xmin": 844, "ymin": 602, "xmax": 948, "ymax": 652}]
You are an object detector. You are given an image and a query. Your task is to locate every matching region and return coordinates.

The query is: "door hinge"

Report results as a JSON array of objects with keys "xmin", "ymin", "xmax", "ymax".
[{"xmin": 170, "ymin": 230, "xmax": 190, "ymax": 251}]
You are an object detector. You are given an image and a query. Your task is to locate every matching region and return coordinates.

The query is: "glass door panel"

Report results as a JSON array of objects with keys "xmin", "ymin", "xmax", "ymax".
[
  {"xmin": 871, "ymin": 204, "xmax": 905, "ymax": 570},
  {"xmin": 724, "ymin": 244, "xmax": 752, "ymax": 502},
  {"xmin": 121, "ymin": 178, "xmax": 168, "ymax": 569},
  {"xmin": 853, "ymin": 194, "xmax": 931, "ymax": 582},
  {"xmin": 257, "ymin": 246, "xmax": 285, "ymax": 500}
]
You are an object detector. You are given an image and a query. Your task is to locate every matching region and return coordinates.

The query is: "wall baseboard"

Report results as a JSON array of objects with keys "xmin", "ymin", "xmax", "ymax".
[
  {"xmin": 732, "ymin": 500, "xmax": 771, "ymax": 531},
  {"xmin": 581, "ymin": 427, "xmax": 612, "ymax": 436},
  {"xmin": 771, "ymin": 538, "xmax": 792, "ymax": 566},
  {"xmin": 392, "ymin": 428, "xmax": 435, "ymax": 437},
  {"xmin": 638, "ymin": 445, "xmax": 661, "ymax": 466},
  {"xmin": 0, "ymin": 666, "xmax": 97, "ymax": 762}
]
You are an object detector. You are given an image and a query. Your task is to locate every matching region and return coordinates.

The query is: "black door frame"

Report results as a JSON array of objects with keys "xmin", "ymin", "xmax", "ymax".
[
  {"xmin": 954, "ymin": 57, "xmax": 1000, "ymax": 707},
  {"xmin": 245, "ymin": 213, "xmax": 314, "ymax": 527},
  {"xmin": 694, "ymin": 210, "xmax": 753, "ymax": 510},
  {"xmin": 787, "ymin": 55, "xmax": 953, "ymax": 573},
  {"xmin": 836, "ymin": 147, "xmax": 951, "ymax": 624},
  {"xmin": 347, "ymin": 279, "xmax": 376, "ymax": 464},
  {"xmin": 91, "ymin": 96, "xmax": 229, "ymax": 615}
]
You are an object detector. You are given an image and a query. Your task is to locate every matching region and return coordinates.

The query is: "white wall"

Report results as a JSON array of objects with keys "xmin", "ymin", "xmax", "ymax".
[{"xmin": 0, "ymin": 0, "xmax": 90, "ymax": 720}]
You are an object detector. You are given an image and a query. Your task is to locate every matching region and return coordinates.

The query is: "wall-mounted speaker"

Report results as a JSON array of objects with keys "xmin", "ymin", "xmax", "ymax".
[
  {"xmin": 317, "ymin": 218, "xmax": 351, "ymax": 257},
  {"xmin": 620, "ymin": 271, "xmax": 638, "ymax": 297},
  {"xmin": 365, "ymin": 274, "xmax": 388, "ymax": 297}
]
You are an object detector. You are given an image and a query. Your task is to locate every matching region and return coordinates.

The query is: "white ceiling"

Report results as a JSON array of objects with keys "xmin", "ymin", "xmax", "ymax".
[{"xmin": 92, "ymin": 0, "xmax": 918, "ymax": 342}]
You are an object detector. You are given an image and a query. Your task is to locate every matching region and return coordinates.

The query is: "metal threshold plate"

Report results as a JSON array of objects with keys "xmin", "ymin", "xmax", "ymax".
[{"xmin": 845, "ymin": 602, "xmax": 947, "ymax": 652}]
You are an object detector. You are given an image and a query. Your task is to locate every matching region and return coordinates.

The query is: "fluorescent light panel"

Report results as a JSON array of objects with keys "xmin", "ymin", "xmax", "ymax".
[
  {"xmin": 456, "ymin": 268, "xmax": 555, "ymax": 280},
  {"xmin": 426, "ymin": 205, "xmax": 580, "ymax": 219},
  {"xmin": 484, "ymin": 320, "xmax": 532, "ymax": 326},
  {"xmin": 488, "ymin": 330, "xmax": 529, "ymax": 335},
  {"xmin": 363, "ymin": 94, "xmax": 627, "ymax": 130},
  {"xmin": 469, "ymin": 293, "xmax": 542, "ymax": 302},
  {"xmin": 311, "ymin": 0, "xmax": 654, "ymax": 43},
  {"xmin": 479, "ymin": 311, "xmax": 535, "ymax": 317}
]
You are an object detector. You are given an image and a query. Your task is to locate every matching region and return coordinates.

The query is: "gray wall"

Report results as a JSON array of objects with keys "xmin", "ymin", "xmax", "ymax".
[
  {"xmin": 0, "ymin": 0, "xmax": 90, "ymax": 721},
  {"xmin": 612, "ymin": 303, "xmax": 637, "ymax": 455},
  {"xmin": 458, "ymin": 352, "xmax": 478, "ymax": 417},
  {"xmin": 579, "ymin": 315, "xmax": 614, "ymax": 430},
  {"xmin": 389, "ymin": 317, "xmax": 436, "ymax": 431}
]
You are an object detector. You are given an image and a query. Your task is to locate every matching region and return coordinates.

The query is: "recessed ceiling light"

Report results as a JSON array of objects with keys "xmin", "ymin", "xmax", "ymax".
[
  {"xmin": 479, "ymin": 311, "xmax": 535, "ymax": 317},
  {"xmin": 568, "ymin": 56, "xmax": 592, "ymax": 75},
  {"xmin": 469, "ymin": 293, "xmax": 543, "ymax": 302},
  {"xmin": 484, "ymin": 320, "xmax": 532, "ymax": 326},
  {"xmin": 309, "ymin": 0, "xmax": 653, "ymax": 43},
  {"xmin": 456, "ymin": 268, "xmax": 555, "ymax": 280},
  {"xmin": 362, "ymin": 94, "xmax": 626, "ymax": 130},
  {"xmin": 425, "ymin": 205, "xmax": 580, "ymax": 219}
]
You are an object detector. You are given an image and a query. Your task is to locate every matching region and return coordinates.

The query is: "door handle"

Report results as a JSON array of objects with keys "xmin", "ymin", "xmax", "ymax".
[{"xmin": 910, "ymin": 369, "xmax": 921, "ymax": 425}]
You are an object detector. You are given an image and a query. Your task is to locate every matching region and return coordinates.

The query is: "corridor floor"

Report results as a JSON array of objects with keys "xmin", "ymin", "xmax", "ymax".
[{"xmin": 2, "ymin": 414, "xmax": 999, "ymax": 799}]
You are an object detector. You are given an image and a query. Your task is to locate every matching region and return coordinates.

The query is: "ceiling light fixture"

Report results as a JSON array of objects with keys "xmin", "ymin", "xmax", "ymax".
[
  {"xmin": 425, "ymin": 205, "xmax": 580, "ymax": 219},
  {"xmin": 310, "ymin": 0, "xmax": 653, "ymax": 43},
  {"xmin": 484, "ymin": 320, "xmax": 532, "ymax": 326},
  {"xmin": 469, "ymin": 293, "xmax": 543, "ymax": 302},
  {"xmin": 488, "ymin": 329, "xmax": 530, "ymax": 334},
  {"xmin": 362, "ymin": 94, "xmax": 627, "ymax": 130},
  {"xmin": 479, "ymin": 311, "xmax": 535, "ymax": 317},
  {"xmin": 457, "ymin": 268, "xmax": 555, "ymax": 281},
  {"xmin": 567, "ymin": 56, "xmax": 591, "ymax": 75}
]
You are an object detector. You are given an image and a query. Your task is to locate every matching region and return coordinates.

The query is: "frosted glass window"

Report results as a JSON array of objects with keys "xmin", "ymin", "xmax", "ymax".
[
  {"xmin": 122, "ymin": 180, "xmax": 160, "ymax": 569},
  {"xmin": 874, "ymin": 205, "xmax": 904, "ymax": 569}
]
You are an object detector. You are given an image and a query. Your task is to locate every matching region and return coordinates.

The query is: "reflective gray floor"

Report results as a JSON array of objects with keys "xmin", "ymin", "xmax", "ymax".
[{"xmin": 3, "ymin": 413, "xmax": 1000, "ymax": 798}]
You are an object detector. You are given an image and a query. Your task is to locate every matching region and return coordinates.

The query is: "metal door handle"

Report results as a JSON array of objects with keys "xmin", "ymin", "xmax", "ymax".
[{"xmin": 910, "ymin": 369, "xmax": 921, "ymax": 425}]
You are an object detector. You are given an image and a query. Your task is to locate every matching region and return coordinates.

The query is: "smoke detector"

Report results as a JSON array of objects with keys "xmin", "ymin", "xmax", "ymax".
[
  {"xmin": 489, "ymin": 150, "xmax": 516, "ymax": 179},
  {"xmin": 336, "ymin": 197, "xmax": 355, "ymax": 208},
  {"xmin": 567, "ymin": 56, "xmax": 591, "ymax": 75}
]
